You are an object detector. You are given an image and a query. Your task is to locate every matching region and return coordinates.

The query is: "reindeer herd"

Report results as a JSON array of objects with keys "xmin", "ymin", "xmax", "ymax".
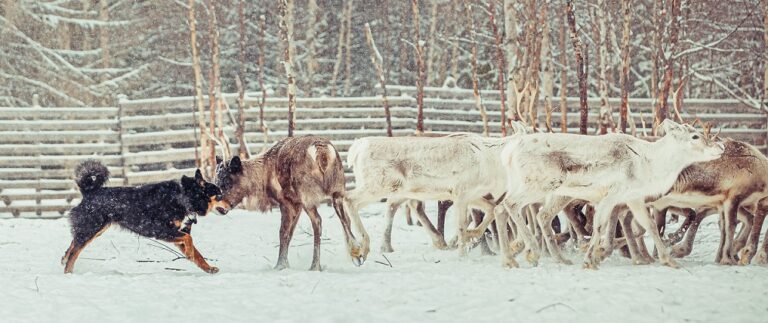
[{"xmin": 212, "ymin": 119, "xmax": 768, "ymax": 271}]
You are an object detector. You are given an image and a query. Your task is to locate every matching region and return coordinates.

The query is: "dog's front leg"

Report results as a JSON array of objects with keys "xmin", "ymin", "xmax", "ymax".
[{"xmin": 173, "ymin": 234, "xmax": 218, "ymax": 274}]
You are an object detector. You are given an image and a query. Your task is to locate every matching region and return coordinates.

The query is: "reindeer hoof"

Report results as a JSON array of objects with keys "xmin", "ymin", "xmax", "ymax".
[
  {"xmin": 632, "ymin": 258, "xmax": 652, "ymax": 265},
  {"xmin": 526, "ymin": 250, "xmax": 540, "ymax": 267},
  {"xmin": 756, "ymin": 252, "xmax": 768, "ymax": 265},
  {"xmin": 510, "ymin": 240, "xmax": 525, "ymax": 254},
  {"xmin": 352, "ymin": 256, "xmax": 365, "ymax": 267},
  {"xmin": 447, "ymin": 236, "xmax": 459, "ymax": 249},
  {"xmin": 433, "ymin": 239, "xmax": 450, "ymax": 250},
  {"xmin": 718, "ymin": 258, "xmax": 736, "ymax": 266},
  {"xmin": 671, "ymin": 245, "xmax": 691, "ymax": 258},
  {"xmin": 380, "ymin": 244, "xmax": 394, "ymax": 253},
  {"xmin": 559, "ymin": 258, "xmax": 574, "ymax": 266},
  {"xmin": 206, "ymin": 266, "xmax": 220, "ymax": 274},
  {"xmin": 582, "ymin": 262, "xmax": 599, "ymax": 270},
  {"xmin": 737, "ymin": 248, "xmax": 754, "ymax": 265},
  {"xmin": 309, "ymin": 264, "xmax": 323, "ymax": 271},
  {"xmin": 503, "ymin": 258, "xmax": 519, "ymax": 269},
  {"xmin": 662, "ymin": 259, "xmax": 680, "ymax": 269},
  {"xmin": 274, "ymin": 262, "xmax": 289, "ymax": 270}
]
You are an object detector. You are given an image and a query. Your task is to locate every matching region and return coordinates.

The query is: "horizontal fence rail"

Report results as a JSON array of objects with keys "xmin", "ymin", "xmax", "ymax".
[{"xmin": 1, "ymin": 85, "xmax": 766, "ymax": 218}]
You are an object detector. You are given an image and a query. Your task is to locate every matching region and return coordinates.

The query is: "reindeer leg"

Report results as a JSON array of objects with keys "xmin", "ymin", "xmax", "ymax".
[
  {"xmin": 733, "ymin": 208, "xmax": 753, "ymax": 256},
  {"xmin": 381, "ymin": 199, "xmax": 404, "ymax": 253},
  {"xmin": 410, "ymin": 200, "xmax": 448, "ymax": 250},
  {"xmin": 504, "ymin": 202, "xmax": 539, "ymax": 266},
  {"xmin": 757, "ymin": 214, "xmax": 768, "ymax": 265},
  {"xmin": 740, "ymin": 206, "xmax": 765, "ymax": 265},
  {"xmin": 627, "ymin": 200, "xmax": 678, "ymax": 268},
  {"xmin": 275, "ymin": 203, "xmax": 301, "ymax": 270},
  {"xmin": 495, "ymin": 202, "xmax": 519, "ymax": 268},
  {"xmin": 536, "ymin": 196, "xmax": 572, "ymax": 264},
  {"xmin": 303, "ymin": 206, "xmax": 324, "ymax": 271},
  {"xmin": 437, "ymin": 200, "xmax": 452, "ymax": 237},
  {"xmin": 339, "ymin": 194, "xmax": 370, "ymax": 266},
  {"xmin": 672, "ymin": 210, "xmax": 707, "ymax": 258}
]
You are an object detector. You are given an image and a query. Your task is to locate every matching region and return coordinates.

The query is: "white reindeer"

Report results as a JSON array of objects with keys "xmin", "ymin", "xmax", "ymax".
[
  {"xmin": 495, "ymin": 119, "xmax": 724, "ymax": 269},
  {"xmin": 343, "ymin": 125, "xmax": 527, "ymax": 256}
]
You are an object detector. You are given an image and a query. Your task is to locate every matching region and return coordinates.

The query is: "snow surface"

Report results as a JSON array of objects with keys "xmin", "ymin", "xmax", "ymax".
[{"xmin": 1, "ymin": 202, "xmax": 766, "ymax": 323}]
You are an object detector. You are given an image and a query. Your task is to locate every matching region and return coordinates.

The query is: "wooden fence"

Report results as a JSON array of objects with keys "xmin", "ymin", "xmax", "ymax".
[{"xmin": 1, "ymin": 84, "xmax": 766, "ymax": 218}]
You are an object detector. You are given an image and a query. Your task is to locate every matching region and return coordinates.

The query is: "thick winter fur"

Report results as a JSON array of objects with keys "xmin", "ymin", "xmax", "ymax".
[
  {"xmin": 62, "ymin": 160, "xmax": 226, "ymax": 274},
  {"xmin": 649, "ymin": 140, "xmax": 768, "ymax": 264},
  {"xmin": 215, "ymin": 136, "xmax": 363, "ymax": 270},
  {"xmin": 496, "ymin": 119, "xmax": 724, "ymax": 269},
  {"xmin": 344, "ymin": 126, "xmax": 526, "ymax": 258}
]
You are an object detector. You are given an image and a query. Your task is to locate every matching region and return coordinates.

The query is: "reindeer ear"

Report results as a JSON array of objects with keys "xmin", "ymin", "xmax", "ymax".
[
  {"xmin": 216, "ymin": 155, "xmax": 223, "ymax": 165},
  {"xmin": 229, "ymin": 156, "xmax": 242, "ymax": 174},
  {"xmin": 509, "ymin": 121, "xmax": 528, "ymax": 135},
  {"xmin": 659, "ymin": 119, "xmax": 685, "ymax": 135}
]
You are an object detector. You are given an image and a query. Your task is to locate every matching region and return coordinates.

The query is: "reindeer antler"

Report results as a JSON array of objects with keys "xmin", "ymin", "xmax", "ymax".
[{"xmin": 206, "ymin": 131, "xmax": 232, "ymax": 161}]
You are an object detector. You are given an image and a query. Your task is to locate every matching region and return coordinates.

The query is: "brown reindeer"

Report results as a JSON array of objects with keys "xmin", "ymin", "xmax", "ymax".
[
  {"xmin": 647, "ymin": 139, "xmax": 768, "ymax": 265},
  {"xmin": 214, "ymin": 136, "xmax": 368, "ymax": 270}
]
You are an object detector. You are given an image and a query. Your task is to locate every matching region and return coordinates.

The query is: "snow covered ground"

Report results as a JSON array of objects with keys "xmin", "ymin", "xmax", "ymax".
[{"xmin": 1, "ymin": 202, "xmax": 766, "ymax": 323}]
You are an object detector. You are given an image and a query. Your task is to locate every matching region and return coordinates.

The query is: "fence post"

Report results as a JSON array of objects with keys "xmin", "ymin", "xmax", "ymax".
[{"xmin": 117, "ymin": 94, "xmax": 130, "ymax": 186}]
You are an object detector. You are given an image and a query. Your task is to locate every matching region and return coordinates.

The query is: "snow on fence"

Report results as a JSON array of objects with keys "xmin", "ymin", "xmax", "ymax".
[{"xmin": 1, "ymin": 86, "xmax": 766, "ymax": 218}]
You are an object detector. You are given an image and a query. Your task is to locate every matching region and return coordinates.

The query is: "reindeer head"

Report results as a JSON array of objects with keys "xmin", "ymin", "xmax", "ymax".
[
  {"xmin": 658, "ymin": 119, "xmax": 724, "ymax": 164},
  {"xmin": 213, "ymin": 156, "xmax": 247, "ymax": 215}
]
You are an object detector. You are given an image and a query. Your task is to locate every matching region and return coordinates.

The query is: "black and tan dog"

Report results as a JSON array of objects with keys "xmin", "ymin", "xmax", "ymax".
[{"xmin": 61, "ymin": 160, "xmax": 226, "ymax": 274}]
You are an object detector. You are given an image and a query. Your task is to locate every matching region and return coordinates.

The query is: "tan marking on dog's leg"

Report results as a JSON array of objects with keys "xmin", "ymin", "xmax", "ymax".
[
  {"xmin": 64, "ymin": 224, "xmax": 111, "ymax": 274},
  {"xmin": 174, "ymin": 234, "xmax": 218, "ymax": 274}
]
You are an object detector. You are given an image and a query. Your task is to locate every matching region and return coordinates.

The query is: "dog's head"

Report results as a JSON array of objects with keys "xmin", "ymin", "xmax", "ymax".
[{"xmin": 181, "ymin": 169, "xmax": 227, "ymax": 216}]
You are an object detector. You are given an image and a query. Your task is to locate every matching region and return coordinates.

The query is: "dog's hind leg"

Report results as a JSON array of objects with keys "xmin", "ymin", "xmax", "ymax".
[
  {"xmin": 64, "ymin": 223, "xmax": 111, "ymax": 274},
  {"xmin": 173, "ymin": 234, "xmax": 218, "ymax": 274},
  {"xmin": 305, "ymin": 206, "xmax": 323, "ymax": 271}
]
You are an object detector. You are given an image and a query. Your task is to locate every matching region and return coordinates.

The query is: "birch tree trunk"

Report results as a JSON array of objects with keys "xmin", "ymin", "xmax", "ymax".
[
  {"xmin": 425, "ymin": 0, "xmax": 438, "ymax": 87},
  {"xmin": 489, "ymin": 0, "xmax": 508, "ymax": 136},
  {"xmin": 559, "ymin": 4, "xmax": 568, "ymax": 133},
  {"xmin": 205, "ymin": 0, "xmax": 225, "ymax": 160},
  {"xmin": 98, "ymin": 0, "xmax": 110, "ymax": 89},
  {"xmin": 566, "ymin": 0, "xmax": 588, "ymax": 135},
  {"xmin": 306, "ymin": 0, "xmax": 319, "ymax": 96},
  {"xmin": 504, "ymin": 0, "xmax": 519, "ymax": 123},
  {"xmin": 541, "ymin": 2, "xmax": 554, "ymax": 132},
  {"xmin": 651, "ymin": 0, "xmax": 663, "ymax": 129},
  {"xmin": 764, "ymin": 0, "xmax": 768, "ymax": 112},
  {"xmin": 412, "ymin": 0, "xmax": 425, "ymax": 134},
  {"xmin": 596, "ymin": 0, "xmax": 612, "ymax": 135},
  {"xmin": 258, "ymin": 15, "xmax": 269, "ymax": 150},
  {"xmin": 619, "ymin": 0, "xmax": 632, "ymax": 133},
  {"xmin": 279, "ymin": 0, "xmax": 297, "ymax": 137},
  {"xmin": 343, "ymin": 0, "xmax": 354, "ymax": 95},
  {"xmin": 658, "ymin": 0, "xmax": 681, "ymax": 129},
  {"xmin": 236, "ymin": 0, "xmax": 249, "ymax": 159},
  {"xmin": 188, "ymin": 0, "xmax": 209, "ymax": 174},
  {"xmin": 463, "ymin": 0, "xmax": 489, "ymax": 137},
  {"xmin": 365, "ymin": 23, "xmax": 393, "ymax": 137},
  {"xmin": 331, "ymin": 0, "xmax": 348, "ymax": 97}
]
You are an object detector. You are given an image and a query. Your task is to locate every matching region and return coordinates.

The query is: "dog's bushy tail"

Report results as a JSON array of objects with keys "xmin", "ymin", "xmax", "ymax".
[{"xmin": 75, "ymin": 159, "xmax": 109, "ymax": 194}]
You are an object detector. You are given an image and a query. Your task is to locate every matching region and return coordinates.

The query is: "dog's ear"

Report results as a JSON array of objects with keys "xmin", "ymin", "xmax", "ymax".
[
  {"xmin": 181, "ymin": 175, "xmax": 196, "ymax": 190},
  {"xmin": 229, "ymin": 156, "xmax": 242, "ymax": 174},
  {"xmin": 216, "ymin": 155, "xmax": 223, "ymax": 165},
  {"xmin": 194, "ymin": 169, "xmax": 205, "ymax": 187}
]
